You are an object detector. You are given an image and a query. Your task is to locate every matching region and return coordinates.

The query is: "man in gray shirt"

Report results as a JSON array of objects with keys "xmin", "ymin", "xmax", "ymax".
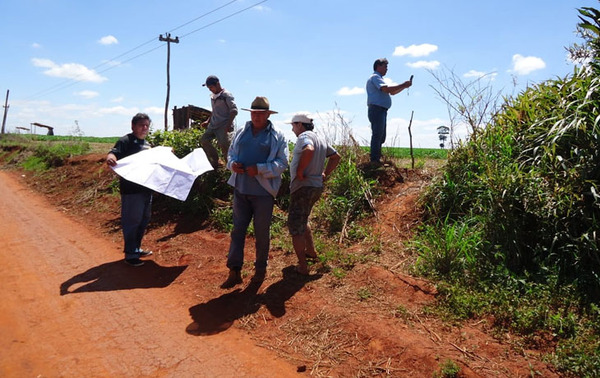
[{"xmin": 200, "ymin": 75, "xmax": 238, "ymax": 168}]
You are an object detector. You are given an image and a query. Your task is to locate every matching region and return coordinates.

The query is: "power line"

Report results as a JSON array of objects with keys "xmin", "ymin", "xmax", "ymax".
[
  {"xmin": 179, "ymin": 0, "xmax": 268, "ymax": 39},
  {"xmin": 24, "ymin": 0, "xmax": 263, "ymax": 100}
]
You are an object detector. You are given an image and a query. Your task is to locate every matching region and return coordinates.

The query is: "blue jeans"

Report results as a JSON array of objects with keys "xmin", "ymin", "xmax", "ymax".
[
  {"xmin": 368, "ymin": 105, "xmax": 388, "ymax": 162},
  {"xmin": 121, "ymin": 192, "xmax": 152, "ymax": 259},
  {"xmin": 227, "ymin": 189, "xmax": 274, "ymax": 271}
]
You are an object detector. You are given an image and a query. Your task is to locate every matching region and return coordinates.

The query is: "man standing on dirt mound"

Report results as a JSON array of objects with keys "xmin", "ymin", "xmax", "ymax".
[
  {"xmin": 287, "ymin": 113, "xmax": 340, "ymax": 275},
  {"xmin": 200, "ymin": 75, "xmax": 238, "ymax": 169},
  {"xmin": 221, "ymin": 96, "xmax": 289, "ymax": 288},
  {"xmin": 366, "ymin": 58, "xmax": 413, "ymax": 165},
  {"xmin": 106, "ymin": 113, "xmax": 154, "ymax": 267}
]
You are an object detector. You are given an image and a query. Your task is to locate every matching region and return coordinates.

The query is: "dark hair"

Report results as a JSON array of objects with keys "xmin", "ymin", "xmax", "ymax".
[
  {"xmin": 373, "ymin": 58, "xmax": 388, "ymax": 71},
  {"xmin": 302, "ymin": 122, "xmax": 314, "ymax": 131},
  {"xmin": 131, "ymin": 112, "xmax": 151, "ymax": 126}
]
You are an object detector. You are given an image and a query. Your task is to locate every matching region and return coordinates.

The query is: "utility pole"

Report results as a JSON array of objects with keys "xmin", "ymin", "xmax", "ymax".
[
  {"xmin": 1, "ymin": 90, "xmax": 9, "ymax": 135},
  {"xmin": 159, "ymin": 33, "xmax": 179, "ymax": 131}
]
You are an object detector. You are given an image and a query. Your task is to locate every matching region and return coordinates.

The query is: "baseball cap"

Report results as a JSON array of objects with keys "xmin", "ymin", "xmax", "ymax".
[{"xmin": 202, "ymin": 75, "xmax": 219, "ymax": 87}]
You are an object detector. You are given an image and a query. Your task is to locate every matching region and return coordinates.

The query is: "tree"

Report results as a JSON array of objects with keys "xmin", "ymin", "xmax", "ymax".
[{"xmin": 429, "ymin": 66, "xmax": 505, "ymax": 147}]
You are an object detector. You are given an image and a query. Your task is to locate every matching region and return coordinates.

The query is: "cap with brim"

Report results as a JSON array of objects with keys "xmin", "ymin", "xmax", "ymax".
[
  {"xmin": 202, "ymin": 75, "xmax": 219, "ymax": 87},
  {"xmin": 287, "ymin": 113, "xmax": 313, "ymax": 124},
  {"xmin": 241, "ymin": 96, "xmax": 278, "ymax": 114}
]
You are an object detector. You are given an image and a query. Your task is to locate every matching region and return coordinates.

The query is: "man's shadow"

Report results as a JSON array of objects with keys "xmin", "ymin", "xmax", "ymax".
[
  {"xmin": 186, "ymin": 266, "xmax": 322, "ymax": 336},
  {"xmin": 186, "ymin": 279, "xmax": 262, "ymax": 336},
  {"xmin": 60, "ymin": 260, "xmax": 187, "ymax": 295},
  {"xmin": 260, "ymin": 265, "xmax": 322, "ymax": 318}
]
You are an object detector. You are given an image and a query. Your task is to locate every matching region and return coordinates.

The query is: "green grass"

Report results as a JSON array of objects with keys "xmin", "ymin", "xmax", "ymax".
[
  {"xmin": 1, "ymin": 133, "xmax": 119, "ymax": 144},
  {"xmin": 360, "ymin": 146, "xmax": 448, "ymax": 160}
]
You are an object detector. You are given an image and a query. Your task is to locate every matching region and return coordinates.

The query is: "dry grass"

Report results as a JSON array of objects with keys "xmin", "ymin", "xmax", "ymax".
[{"xmin": 274, "ymin": 311, "xmax": 362, "ymax": 376}]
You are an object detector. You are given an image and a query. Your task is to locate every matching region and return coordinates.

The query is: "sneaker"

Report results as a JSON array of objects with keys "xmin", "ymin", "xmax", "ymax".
[
  {"xmin": 138, "ymin": 249, "xmax": 153, "ymax": 257},
  {"xmin": 220, "ymin": 269, "xmax": 242, "ymax": 289},
  {"xmin": 124, "ymin": 258, "xmax": 144, "ymax": 267}
]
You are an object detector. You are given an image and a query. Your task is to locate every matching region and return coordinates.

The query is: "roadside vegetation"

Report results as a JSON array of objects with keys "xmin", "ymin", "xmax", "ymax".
[{"xmin": 413, "ymin": 7, "xmax": 600, "ymax": 376}]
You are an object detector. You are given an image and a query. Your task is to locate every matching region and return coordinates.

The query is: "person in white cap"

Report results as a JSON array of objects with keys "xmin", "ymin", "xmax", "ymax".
[
  {"xmin": 288, "ymin": 113, "xmax": 340, "ymax": 275},
  {"xmin": 200, "ymin": 75, "xmax": 238, "ymax": 168},
  {"xmin": 221, "ymin": 96, "xmax": 289, "ymax": 288}
]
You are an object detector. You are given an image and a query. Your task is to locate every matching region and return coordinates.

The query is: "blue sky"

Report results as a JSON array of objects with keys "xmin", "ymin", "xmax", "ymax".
[{"xmin": 1, "ymin": 0, "xmax": 596, "ymax": 148}]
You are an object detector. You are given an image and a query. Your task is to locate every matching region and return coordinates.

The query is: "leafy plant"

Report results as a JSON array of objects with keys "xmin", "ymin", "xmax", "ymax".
[{"xmin": 433, "ymin": 359, "xmax": 460, "ymax": 378}]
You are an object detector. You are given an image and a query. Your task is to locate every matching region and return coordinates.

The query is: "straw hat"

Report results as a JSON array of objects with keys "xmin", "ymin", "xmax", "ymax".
[{"xmin": 241, "ymin": 96, "xmax": 278, "ymax": 114}]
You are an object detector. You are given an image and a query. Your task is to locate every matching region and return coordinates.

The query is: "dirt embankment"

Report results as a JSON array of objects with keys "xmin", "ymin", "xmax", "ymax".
[{"xmin": 0, "ymin": 152, "xmax": 558, "ymax": 377}]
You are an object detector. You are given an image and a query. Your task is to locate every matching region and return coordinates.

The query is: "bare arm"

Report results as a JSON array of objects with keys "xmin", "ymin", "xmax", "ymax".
[
  {"xmin": 323, "ymin": 152, "xmax": 341, "ymax": 181},
  {"xmin": 296, "ymin": 145, "xmax": 315, "ymax": 181},
  {"xmin": 381, "ymin": 79, "xmax": 412, "ymax": 96}
]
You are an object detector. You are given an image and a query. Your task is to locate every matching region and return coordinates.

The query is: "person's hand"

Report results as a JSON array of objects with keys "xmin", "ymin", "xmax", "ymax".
[
  {"xmin": 232, "ymin": 162, "xmax": 245, "ymax": 174},
  {"xmin": 201, "ymin": 120, "xmax": 209, "ymax": 129},
  {"xmin": 297, "ymin": 170, "xmax": 305, "ymax": 181},
  {"xmin": 245, "ymin": 165, "xmax": 258, "ymax": 177},
  {"xmin": 106, "ymin": 154, "xmax": 117, "ymax": 167}
]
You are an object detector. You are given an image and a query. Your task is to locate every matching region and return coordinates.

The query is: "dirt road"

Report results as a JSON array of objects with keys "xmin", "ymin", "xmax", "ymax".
[{"xmin": 0, "ymin": 170, "xmax": 297, "ymax": 377}]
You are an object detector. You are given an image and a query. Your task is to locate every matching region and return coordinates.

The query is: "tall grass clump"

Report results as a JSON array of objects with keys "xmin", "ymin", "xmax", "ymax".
[
  {"xmin": 413, "ymin": 7, "xmax": 600, "ymax": 375},
  {"xmin": 311, "ymin": 110, "xmax": 377, "ymax": 237}
]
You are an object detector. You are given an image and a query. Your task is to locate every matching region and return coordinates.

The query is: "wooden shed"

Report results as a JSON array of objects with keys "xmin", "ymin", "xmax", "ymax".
[{"xmin": 172, "ymin": 105, "xmax": 211, "ymax": 130}]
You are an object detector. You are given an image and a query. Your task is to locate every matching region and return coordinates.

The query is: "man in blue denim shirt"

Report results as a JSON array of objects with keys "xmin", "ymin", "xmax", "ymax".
[
  {"xmin": 366, "ymin": 58, "xmax": 412, "ymax": 164},
  {"xmin": 221, "ymin": 96, "xmax": 289, "ymax": 288}
]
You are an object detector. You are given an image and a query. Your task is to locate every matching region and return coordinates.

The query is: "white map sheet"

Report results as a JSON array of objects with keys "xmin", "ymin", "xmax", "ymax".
[{"xmin": 111, "ymin": 146, "xmax": 214, "ymax": 201}]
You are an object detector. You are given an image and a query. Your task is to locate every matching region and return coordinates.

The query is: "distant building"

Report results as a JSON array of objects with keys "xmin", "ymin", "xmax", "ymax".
[{"xmin": 172, "ymin": 105, "xmax": 211, "ymax": 130}]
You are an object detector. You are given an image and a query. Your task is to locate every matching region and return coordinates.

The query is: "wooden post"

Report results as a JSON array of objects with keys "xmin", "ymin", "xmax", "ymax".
[
  {"xmin": 408, "ymin": 110, "xmax": 414, "ymax": 169},
  {"xmin": 1, "ymin": 90, "xmax": 9, "ymax": 135},
  {"xmin": 159, "ymin": 33, "xmax": 179, "ymax": 131}
]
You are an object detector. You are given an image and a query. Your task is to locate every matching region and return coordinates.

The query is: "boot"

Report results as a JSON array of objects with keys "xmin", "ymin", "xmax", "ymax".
[{"xmin": 220, "ymin": 269, "xmax": 242, "ymax": 289}]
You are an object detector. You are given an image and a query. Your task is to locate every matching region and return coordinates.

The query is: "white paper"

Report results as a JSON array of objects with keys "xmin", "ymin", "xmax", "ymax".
[{"xmin": 111, "ymin": 146, "xmax": 214, "ymax": 201}]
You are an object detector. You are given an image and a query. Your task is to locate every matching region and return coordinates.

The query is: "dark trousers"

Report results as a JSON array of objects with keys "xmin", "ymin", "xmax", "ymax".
[
  {"xmin": 368, "ymin": 105, "xmax": 388, "ymax": 162},
  {"xmin": 121, "ymin": 192, "xmax": 152, "ymax": 259}
]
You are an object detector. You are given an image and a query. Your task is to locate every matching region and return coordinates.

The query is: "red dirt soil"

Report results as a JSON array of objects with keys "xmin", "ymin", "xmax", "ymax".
[{"xmin": 0, "ymin": 153, "xmax": 558, "ymax": 377}]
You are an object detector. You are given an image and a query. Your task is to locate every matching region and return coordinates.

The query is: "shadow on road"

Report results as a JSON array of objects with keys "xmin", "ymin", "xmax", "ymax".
[
  {"xmin": 186, "ymin": 265, "xmax": 322, "ymax": 336},
  {"xmin": 60, "ymin": 260, "xmax": 187, "ymax": 295}
]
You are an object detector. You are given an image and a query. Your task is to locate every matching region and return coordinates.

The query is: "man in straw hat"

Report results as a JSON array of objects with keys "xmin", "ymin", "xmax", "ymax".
[
  {"xmin": 221, "ymin": 96, "xmax": 289, "ymax": 288},
  {"xmin": 287, "ymin": 113, "xmax": 340, "ymax": 275}
]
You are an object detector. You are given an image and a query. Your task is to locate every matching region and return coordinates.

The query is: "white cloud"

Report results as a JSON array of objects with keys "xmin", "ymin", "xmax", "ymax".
[
  {"xmin": 32, "ymin": 43, "xmax": 41, "ymax": 48},
  {"xmin": 143, "ymin": 107, "xmax": 166, "ymax": 116},
  {"xmin": 98, "ymin": 35, "xmax": 118, "ymax": 45},
  {"xmin": 464, "ymin": 70, "xmax": 498, "ymax": 80},
  {"xmin": 336, "ymin": 86, "xmax": 365, "ymax": 96},
  {"xmin": 32, "ymin": 58, "xmax": 107, "ymax": 83},
  {"xmin": 102, "ymin": 59, "xmax": 121, "ymax": 67},
  {"xmin": 406, "ymin": 60, "xmax": 440, "ymax": 70},
  {"xmin": 111, "ymin": 96, "xmax": 124, "ymax": 103},
  {"xmin": 97, "ymin": 106, "xmax": 137, "ymax": 116},
  {"xmin": 253, "ymin": 5, "xmax": 271, "ymax": 12},
  {"xmin": 393, "ymin": 43, "xmax": 438, "ymax": 57},
  {"xmin": 75, "ymin": 90, "xmax": 99, "ymax": 99},
  {"xmin": 511, "ymin": 54, "xmax": 546, "ymax": 75}
]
